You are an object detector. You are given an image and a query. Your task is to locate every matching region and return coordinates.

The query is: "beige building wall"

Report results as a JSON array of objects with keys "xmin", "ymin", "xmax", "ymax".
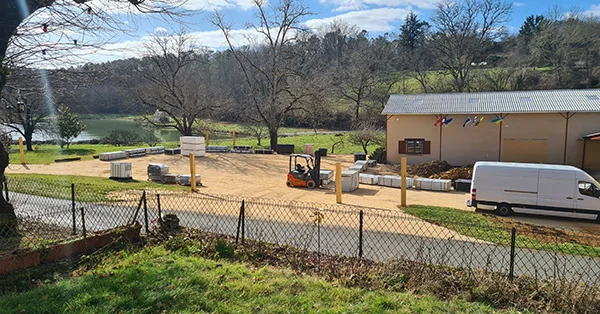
[{"xmin": 386, "ymin": 113, "xmax": 600, "ymax": 170}]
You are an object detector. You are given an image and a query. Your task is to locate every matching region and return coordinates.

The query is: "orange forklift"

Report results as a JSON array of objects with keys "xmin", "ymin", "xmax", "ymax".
[{"xmin": 286, "ymin": 150, "xmax": 321, "ymax": 189}]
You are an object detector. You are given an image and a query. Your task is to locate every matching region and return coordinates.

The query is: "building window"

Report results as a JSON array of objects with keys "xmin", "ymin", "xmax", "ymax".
[
  {"xmin": 398, "ymin": 139, "xmax": 431, "ymax": 155},
  {"xmin": 407, "ymin": 139, "xmax": 424, "ymax": 154}
]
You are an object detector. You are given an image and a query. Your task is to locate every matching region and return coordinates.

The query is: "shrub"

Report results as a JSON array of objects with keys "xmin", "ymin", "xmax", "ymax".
[
  {"xmin": 101, "ymin": 129, "xmax": 141, "ymax": 146},
  {"xmin": 369, "ymin": 147, "xmax": 386, "ymax": 164},
  {"xmin": 141, "ymin": 131, "xmax": 161, "ymax": 147},
  {"xmin": 0, "ymin": 132, "xmax": 11, "ymax": 152}
]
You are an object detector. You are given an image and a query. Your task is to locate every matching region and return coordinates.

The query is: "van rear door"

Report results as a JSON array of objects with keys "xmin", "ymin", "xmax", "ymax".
[{"xmin": 536, "ymin": 170, "xmax": 575, "ymax": 218}]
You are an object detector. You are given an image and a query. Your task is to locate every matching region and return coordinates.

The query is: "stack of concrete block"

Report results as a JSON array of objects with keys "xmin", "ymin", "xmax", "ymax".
[
  {"xmin": 180, "ymin": 136, "xmax": 206, "ymax": 157},
  {"xmin": 367, "ymin": 160, "xmax": 377, "ymax": 167},
  {"xmin": 341, "ymin": 170, "xmax": 359, "ymax": 192},
  {"xmin": 349, "ymin": 164, "xmax": 363, "ymax": 172},
  {"xmin": 231, "ymin": 145, "xmax": 253, "ymax": 153},
  {"xmin": 254, "ymin": 149, "xmax": 273, "ymax": 154},
  {"xmin": 206, "ymin": 146, "xmax": 229, "ymax": 153},
  {"xmin": 178, "ymin": 174, "xmax": 202, "ymax": 186},
  {"xmin": 162, "ymin": 174, "xmax": 178, "ymax": 184},
  {"xmin": 165, "ymin": 148, "xmax": 181, "ymax": 155},
  {"xmin": 109, "ymin": 162, "xmax": 132, "ymax": 179},
  {"xmin": 320, "ymin": 170, "xmax": 334, "ymax": 185},
  {"xmin": 359, "ymin": 173, "xmax": 379, "ymax": 185},
  {"xmin": 147, "ymin": 163, "xmax": 169, "ymax": 182},
  {"xmin": 145, "ymin": 146, "xmax": 165, "ymax": 155},
  {"xmin": 414, "ymin": 178, "xmax": 452, "ymax": 191},
  {"xmin": 355, "ymin": 160, "xmax": 368, "ymax": 171},
  {"xmin": 99, "ymin": 151, "xmax": 127, "ymax": 161},
  {"xmin": 378, "ymin": 175, "xmax": 414, "ymax": 188},
  {"xmin": 124, "ymin": 148, "xmax": 146, "ymax": 158}
]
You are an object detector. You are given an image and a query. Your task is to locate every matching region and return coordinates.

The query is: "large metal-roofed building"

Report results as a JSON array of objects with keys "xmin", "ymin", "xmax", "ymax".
[{"xmin": 382, "ymin": 89, "xmax": 600, "ymax": 170}]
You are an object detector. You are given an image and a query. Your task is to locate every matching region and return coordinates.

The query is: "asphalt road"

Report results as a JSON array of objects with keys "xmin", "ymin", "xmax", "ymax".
[{"xmin": 9, "ymin": 191, "xmax": 600, "ymax": 282}]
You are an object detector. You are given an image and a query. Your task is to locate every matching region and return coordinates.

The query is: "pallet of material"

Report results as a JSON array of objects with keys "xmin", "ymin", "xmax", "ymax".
[
  {"xmin": 180, "ymin": 136, "xmax": 205, "ymax": 145},
  {"xmin": 206, "ymin": 146, "xmax": 230, "ymax": 153},
  {"xmin": 414, "ymin": 178, "xmax": 452, "ymax": 191},
  {"xmin": 99, "ymin": 151, "xmax": 127, "ymax": 161},
  {"xmin": 178, "ymin": 174, "xmax": 202, "ymax": 186},
  {"xmin": 320, "ymin": 170, "xmax": 334, "ymax": 185},
  {"xmin": 55, "ymin": 157, "xmax": 81, "ymax": 163},
  {"xmin": 367, "ymin": 160, "xmax": 377, "ymax": 167},
  {"xmin": 349, "ymin": 165, "xmax": 363, "ymax": 173},
  {"xmin": 124, "ymin": 148, "xmax": 147, "ymax": 158},
  {"xmin": 355, "ymin": 160, "xmax": 368, "ymax": 171},
  {"xmin": 110, "ymin": 162, "xmax": 132, "ymax": 180},
  {"xmin": 254, "ymin": 149, "xmax": 273, "ymax": 154},
  {"xmin": 145, "ymin": 146, "xmax": 165, "ymax": 155},
  {"xmin": 341, "ymin": 170, "xmax": 359, "ymax": 192},
  {"xmin": 181, "ymin": 149, "xmax": 206, "ymax": 157},
  {"xmin": 359, "ymin": 173, "xmax": 379, "ymax": 185},
  {"xmin": 162, "ymin": 174, "xmax": 178, "ymax": 184},
  {"xmin": 276, "ymin": 144, "xmax": 295, "ymax": 154},
  {"xmin": 231, "ymin": 145, "xmax": 252, "ymax": 153},
  {"xmin": 378, "ymin": 176, "xmax": 414, "ymax": 188},
  {"xmin": 165, "ymin": 148, "xmax": 181, "ymax": 155}
]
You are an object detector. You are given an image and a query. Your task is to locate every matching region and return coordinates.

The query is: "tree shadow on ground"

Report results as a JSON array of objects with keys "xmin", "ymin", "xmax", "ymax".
[{"xmin": 58, "ymin": 149, "xmax": 96, "ymax": 156}]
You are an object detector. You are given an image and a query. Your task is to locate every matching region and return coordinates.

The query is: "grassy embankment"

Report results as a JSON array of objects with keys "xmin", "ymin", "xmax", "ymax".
[
  {"xmin": 401, "ymin": 205, "xmax": 600, "ymax": 258},
  {"xmin": 0, "ymin": 245, "xmax": 518, "ymax": 313}
]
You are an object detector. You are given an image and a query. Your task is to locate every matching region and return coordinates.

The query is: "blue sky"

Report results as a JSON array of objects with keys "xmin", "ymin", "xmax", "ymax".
[{"xmin": 26, "ymin": 0, "xmax": 600, "ymax": 64}]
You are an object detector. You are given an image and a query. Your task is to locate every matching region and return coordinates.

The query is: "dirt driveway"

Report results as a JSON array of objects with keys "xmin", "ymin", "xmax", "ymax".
[{"xmin": 8, "ymin": 152, "xmax": 599, "ymax": 235}]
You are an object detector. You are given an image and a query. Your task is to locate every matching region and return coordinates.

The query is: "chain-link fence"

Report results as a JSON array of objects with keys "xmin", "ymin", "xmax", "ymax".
[{"xmin": 3, "ymin": 176, "xmax": 600, "ymax": 283}]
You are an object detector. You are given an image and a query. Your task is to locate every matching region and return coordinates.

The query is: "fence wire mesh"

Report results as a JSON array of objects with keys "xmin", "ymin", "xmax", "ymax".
[{"xmin": 2, "ymin": 176, "xmax": 600, "ymax": 283}]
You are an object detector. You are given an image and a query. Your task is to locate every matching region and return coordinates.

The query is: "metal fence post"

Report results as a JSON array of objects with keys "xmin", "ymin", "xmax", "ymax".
[
  {"xmin": 359, "ymin": 210, "xmax": 364, "ymax": 258},
  {"xmin": 71, "ymin": 183, "xmax": 76, "ymax": 235},
  {"xmin": 157, "ymin": 194, "xmax": 162, "ymax": 224},
  {"xmin": 241, "ymin": 200, "xmax": 245, "ymax": 245},
  {"xmin": 509, "ymin": 227, "xmax": 516, "ymax": 281},
  {"xmin": 143, "ymin": 191, "xmax": 149, "ymax": 233},
  {"xmin": 236, "ymin": 200, "xmax": 244, "ymax": 246}
]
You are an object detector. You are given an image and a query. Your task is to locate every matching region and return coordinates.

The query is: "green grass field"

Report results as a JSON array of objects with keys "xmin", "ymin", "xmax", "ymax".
[
  {"xmin": 7, "ymin": 174, "xmax": 187, "ymax": 202},
  {"xmin": 10, "ymin": 133, "xmax": 382, "ymax": 165},
  {"xmin": 401, "ymin": 205, "xmax": 600, "ymax": 258},
  {"xmin": 0, "ymin": 245, "xmax": 518, "ymax": 313}
]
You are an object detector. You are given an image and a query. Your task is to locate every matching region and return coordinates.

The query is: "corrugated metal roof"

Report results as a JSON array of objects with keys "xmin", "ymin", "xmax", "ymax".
[{"xmin": 382, "ymin": 89, "xmax": 600, "ymax": 115}]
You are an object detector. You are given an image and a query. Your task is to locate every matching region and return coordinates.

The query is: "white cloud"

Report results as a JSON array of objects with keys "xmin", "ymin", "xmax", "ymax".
[
  {"xmin": 305, "ymin": 8, "xmax": 412, "ymax": 32},
  {"xmin": 513, "ymin": 2, "xmax": 525, "ymax": 7},
  {"xmin": 154, "ymin": 27, "xmax": 168, "ymax": 33},
  {"xmin": 584, "ymin": 4, "xmax": 600, "ymax": 17},
  {"xmin": 322, "ymin": 0, "xmax": 436, "ymax": 12}
]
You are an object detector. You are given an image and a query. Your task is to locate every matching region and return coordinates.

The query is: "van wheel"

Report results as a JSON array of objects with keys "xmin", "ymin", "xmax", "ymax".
[{"xmin": 496, "ymin": 204, "xmax": 513, "ymax": 217}]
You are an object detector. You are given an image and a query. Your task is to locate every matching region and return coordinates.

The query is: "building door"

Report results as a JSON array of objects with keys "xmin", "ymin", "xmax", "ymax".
[{"xmin": 503, "ymin": 139, "xmax": 548, "ymax": 163}]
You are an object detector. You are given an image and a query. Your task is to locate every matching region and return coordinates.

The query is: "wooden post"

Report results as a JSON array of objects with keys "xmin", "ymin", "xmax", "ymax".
[
  {"xmin": 401, "ymin": 157, "xmax": 407, "ymax": 207},
  {"xmin": 190, "ymin": 153, "xmax": 197, "ymax": 192},
  {"xmin": 18, "ymin": 137, "xmax": 25, "ymax": 164},
  {"xmin": 205, "ymin": 130, "xmax": 209, "ymax": 147},
  {"xmin": 335, "ymin": 162, "xmax": 342, "ymax": 204},
  {"xmin": 233, "ymin": 131, "xmax": 236, "ymax": 146}
]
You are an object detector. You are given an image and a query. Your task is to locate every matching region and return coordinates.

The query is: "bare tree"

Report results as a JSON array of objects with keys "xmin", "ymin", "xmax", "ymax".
[
  {"xmin": 1, "ymin": 0, "xmax": 184, "ymax": 98},
  {"xmin": 431, "ymin": 0, "xmax": 512, "ymax": 92},
  {"xmin": 212, "ymin": 0, "xmax": 314, "ymax": 150},
  {"xmin": 135, "ymin": 30, "xmax": 217, "ymax": 136}
]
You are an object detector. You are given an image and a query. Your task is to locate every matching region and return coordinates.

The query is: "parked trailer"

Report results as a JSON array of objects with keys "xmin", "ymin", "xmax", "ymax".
[{"xmin": 467, "ymin": 161, "xmax": 600, "ymax": 221}]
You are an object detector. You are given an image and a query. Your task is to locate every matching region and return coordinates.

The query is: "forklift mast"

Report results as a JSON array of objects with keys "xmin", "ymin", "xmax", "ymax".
[{"xmin": 312, "ymin": 150, "xmax": 321, "ymax": 186}]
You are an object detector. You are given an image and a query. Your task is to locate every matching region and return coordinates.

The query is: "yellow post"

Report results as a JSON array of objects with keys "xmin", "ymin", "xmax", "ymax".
[
  {"xmin": 18, "ymin": 137, "xmax": 25, "ymax": 164},
  {"xmin": 233, "ymin": 131, "xmax": 236, "ymax": 146},
  {"xmin": 401, "ymin": 157, "xmax": 407, "ymax": 207},
  {"xmin": 205, "ymin": 130, "xmax": 209, "ymax": 147},
  {"xmin": 190, "ymin": 153, "xmax": 197, "ymax": 192},
  {"xmin": 335, "ymin": 162, "xmax": 342, "ymax": 204}
]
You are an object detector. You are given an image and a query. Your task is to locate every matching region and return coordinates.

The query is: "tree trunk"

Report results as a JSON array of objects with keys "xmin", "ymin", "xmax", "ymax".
[
  {"xmin": 269, "ymin": 128, "xmax": 278, "ymax": 151},
  {"xmin": 0, "ymin": 141, "xmax": 16, "ymax": 237},
  {"xmin": 24, "ymin": 130, "xmax": 34, "ymax": 151}
]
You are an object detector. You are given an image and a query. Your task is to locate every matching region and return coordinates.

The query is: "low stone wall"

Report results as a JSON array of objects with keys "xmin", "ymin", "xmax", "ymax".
[{"xmin": 0, "ymin": 223, "xmax": 141, "ymax": 276}]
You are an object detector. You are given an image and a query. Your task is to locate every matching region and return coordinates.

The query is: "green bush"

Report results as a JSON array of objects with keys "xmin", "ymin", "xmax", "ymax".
[
  {"xmin": 0, "ymin": 132, "xmax": 11, "ymax": 151},
  {"xmin": 369, "ymin": 147, "xmax": 386, "ymax": 164},
  {"xmin": 101, "ymin": 129, "xmax": 141, "ymax": 146}
]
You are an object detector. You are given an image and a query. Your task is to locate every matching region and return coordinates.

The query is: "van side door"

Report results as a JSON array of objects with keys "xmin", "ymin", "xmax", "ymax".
[
  {"xmin": 536, "ymin": 170, "xmax": 575, "ymax": 218},
  {"xmin": 575, "ymin": 181, "xmax": 600, "ymax": 220}
]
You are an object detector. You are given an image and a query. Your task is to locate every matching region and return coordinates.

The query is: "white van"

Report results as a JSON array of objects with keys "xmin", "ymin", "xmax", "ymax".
[{"xmin": 467, "ymin": 162, "xmax": 600, "ymax": 221}]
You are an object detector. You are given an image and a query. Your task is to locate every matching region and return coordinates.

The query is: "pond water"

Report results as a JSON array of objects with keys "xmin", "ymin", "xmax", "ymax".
[{"xmin": 3, "ymin": 119, "xmax": 182, "ymax": 142}]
